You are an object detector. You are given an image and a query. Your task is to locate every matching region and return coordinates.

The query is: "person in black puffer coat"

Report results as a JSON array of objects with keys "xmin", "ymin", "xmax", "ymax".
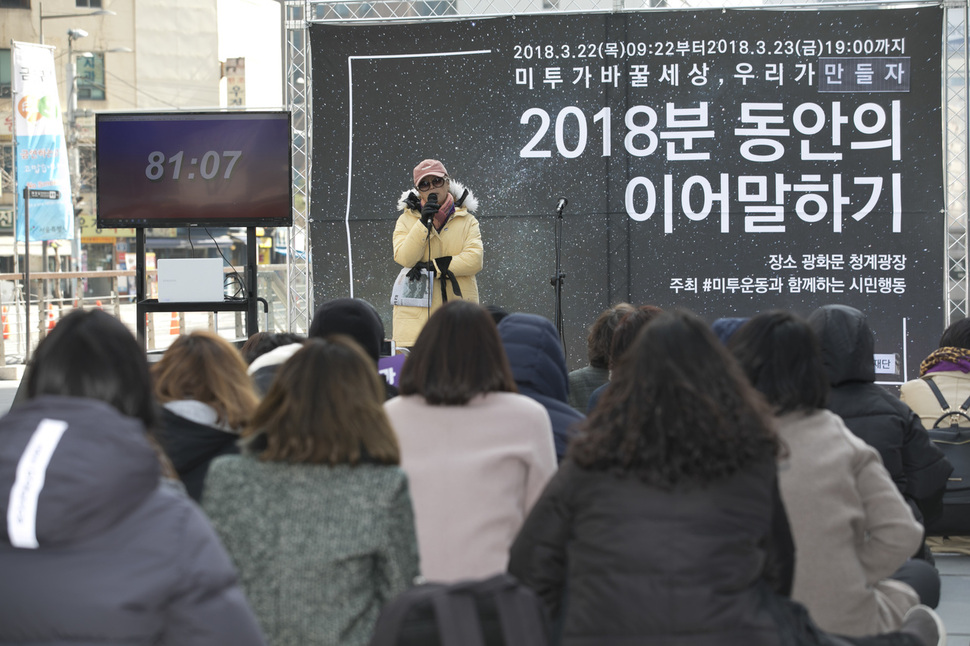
[
  {"xmin": 498, "ymin": 313, "xmax": 584, "ymax": 461},
  {"xmin": 808, "ymin": 304, "xmax": 953, "ymax": 562}
]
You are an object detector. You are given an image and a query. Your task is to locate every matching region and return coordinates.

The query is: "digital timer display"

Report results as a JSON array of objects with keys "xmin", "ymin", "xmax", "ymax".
[{"xmin": 96, "ymin": 111, "xmax": 292, "ymax": 228}]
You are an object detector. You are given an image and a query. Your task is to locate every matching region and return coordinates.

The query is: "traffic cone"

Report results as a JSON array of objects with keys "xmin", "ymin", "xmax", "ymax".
[
  {"xmin": 2, "ymin": 307, "xmax": 8, "ymax": 341},
  {"xmin": 47, "ymin": 304, "xmax": 56, "ymax": 331},
  {"xmin": 170, "ymin": 312, "xmax": 180, "ymax": 336}
]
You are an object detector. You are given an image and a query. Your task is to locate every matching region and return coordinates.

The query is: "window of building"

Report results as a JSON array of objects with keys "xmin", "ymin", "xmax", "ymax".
[
  {"xmin": 76, "ymin": 53, "xmax": 105, "ymax": 101},
  {"xmin": 0, "ymin": 0, "xmax": 31, "ymax": 9},
  {"xmin": 76, "ymin": 0, "xmax": 102, "ymax": 7},
  {"xmin": 0, "ymin": 50, "xmax": 10, "ymax": 99}
]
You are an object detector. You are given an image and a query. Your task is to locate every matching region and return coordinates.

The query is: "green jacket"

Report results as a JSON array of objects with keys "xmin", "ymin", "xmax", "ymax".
[{"xmin": 202, "ymin": 456, "xmax": 420, "ymax": 646}]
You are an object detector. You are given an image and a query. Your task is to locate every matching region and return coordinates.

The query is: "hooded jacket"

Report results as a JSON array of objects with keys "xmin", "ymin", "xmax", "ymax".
[
  {"xmin": 807, "ymin": 305, "xmax": 952, "ymax": 527},
  {"xmin": 392, "ymin": 180, "xmax": 482, "ymax": 347},
  {"xmin": 497, "ymin": 313, "xmax": 584, "ymax": 461},
  {"xmin": 0, "ymin": 395, "xmax": 265, "ymax": 646}
]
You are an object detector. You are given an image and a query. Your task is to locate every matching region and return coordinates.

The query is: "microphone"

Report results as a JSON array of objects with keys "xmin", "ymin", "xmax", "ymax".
[
  {"xmin": 556, "ymin": 198, "xmax": 567, "ymax": 213},
  {"xmin": 427, "ymin": 192, "xmax": 438, "ymax": 207}
]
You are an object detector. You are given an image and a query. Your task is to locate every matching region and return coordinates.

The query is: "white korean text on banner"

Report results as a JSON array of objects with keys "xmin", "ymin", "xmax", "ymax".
[
  {"xmin": 309, "ymin": 7, "xmax": 944, "ymax": 379},
  {"xmin": 12, "ymin": 41, "xmax": 74, "ymax": 242}
]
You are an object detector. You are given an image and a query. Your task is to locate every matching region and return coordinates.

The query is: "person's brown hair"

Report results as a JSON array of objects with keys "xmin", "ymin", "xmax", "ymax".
[
  {"xmin": 586, "ymin": 303, "xmax": 634, "ymax": 369},
  {"xmin": 152, "ymin": 331, "xmax": 259, "ymax": 431},
  {"xmin": 571, "ymin": 310, "xmax": 779, "ymax": 489},
  {"xmin": 399, "ymin": 300, "xmax": 517, "ymax": 405},
  {"xmin": 608, "ymin": 305, "xmax": 664, "ymax": 370},
  {"xmin": 244, "ymin": 336, "xmax": 400, "ymax": 465}
]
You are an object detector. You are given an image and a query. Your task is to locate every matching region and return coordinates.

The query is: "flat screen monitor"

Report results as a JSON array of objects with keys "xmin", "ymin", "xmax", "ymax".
[{"xmin": 96, "ymin": 111, "xmax": 292, "ymax": 228}]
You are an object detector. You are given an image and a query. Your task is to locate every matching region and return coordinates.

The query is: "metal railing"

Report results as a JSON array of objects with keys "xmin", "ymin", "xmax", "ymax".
[{"xmin": 0, "ymin": 265, "xmax": 292, "ymax": 368}]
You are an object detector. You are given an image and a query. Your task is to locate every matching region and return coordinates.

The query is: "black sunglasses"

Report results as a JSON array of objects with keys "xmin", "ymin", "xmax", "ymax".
[{"xmin": 417, "ymin": 176, "xmax": 447, "ymax": 191}]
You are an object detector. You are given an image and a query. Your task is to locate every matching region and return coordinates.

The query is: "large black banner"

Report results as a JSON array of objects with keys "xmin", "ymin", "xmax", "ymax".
[{"xmin": 310, "ymin": 5, "xmax": 944, "ymax": 378}]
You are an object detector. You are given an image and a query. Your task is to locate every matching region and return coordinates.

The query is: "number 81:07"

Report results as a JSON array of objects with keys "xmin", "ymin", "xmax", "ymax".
[{"xmin": 145, "ymin": 150, "xmax": 243, "ymax": 181}]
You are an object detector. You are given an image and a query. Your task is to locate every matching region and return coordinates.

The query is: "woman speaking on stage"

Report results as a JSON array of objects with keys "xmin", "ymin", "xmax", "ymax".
[{"xmin": 391, "ymin": 159, "xmax": 482, "ymax": 348}]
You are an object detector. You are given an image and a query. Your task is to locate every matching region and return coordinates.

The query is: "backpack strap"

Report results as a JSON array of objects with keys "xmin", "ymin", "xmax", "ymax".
[
  {"xmin": 922, "ymin": 376, "xmax": 952, "ymax": 412},
  {"xmin": 368, "ymin": 584, "xmax": 444, "ymax": 646},
  {"xmin": 492, "ymin": 578, "xmax": 550, "ymax": 646},
  {"xmin": 923, "ymin": 376, "xmax": 970, "ymax": 429},
  {"xmin": 431, "ymin": 591, "xmax": 485, "ymax": 646}
]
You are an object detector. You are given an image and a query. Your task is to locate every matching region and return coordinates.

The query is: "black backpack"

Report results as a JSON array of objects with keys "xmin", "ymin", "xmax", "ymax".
[
  {"xmin": 369, "ymin": 573, "xmax": 550, "ymax": 646},
  {"xmin": 921, "ymin": 377, "xmax": 970, "ymax": 536}
]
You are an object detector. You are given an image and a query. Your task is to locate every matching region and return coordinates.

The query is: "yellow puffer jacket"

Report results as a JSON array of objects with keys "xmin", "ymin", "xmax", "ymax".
[{"xmin": 391, "ymin": 180, "xmax": 482, "ymax": 347}]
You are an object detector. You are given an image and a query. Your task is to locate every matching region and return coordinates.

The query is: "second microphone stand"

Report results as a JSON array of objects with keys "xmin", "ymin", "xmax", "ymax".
[{"xmin": 550, "ymin": 198, "xmax": 567, "ymax": 351}]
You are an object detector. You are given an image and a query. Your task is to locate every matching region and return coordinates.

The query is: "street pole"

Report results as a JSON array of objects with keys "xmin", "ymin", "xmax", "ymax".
[
  {"xmin": 22, "ymin": 189, "xmax": 31, "ymax": 364},
  {"xmin": 66, "ymin": 31, "xmax": 82, "ymax": 274}
]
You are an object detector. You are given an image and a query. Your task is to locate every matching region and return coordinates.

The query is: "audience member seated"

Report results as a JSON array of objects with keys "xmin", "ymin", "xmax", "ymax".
[
  {"xmin": 711, "ymin": 316, "xmax": 748, "ymax": 344},
  {"xmin": 497, "ymin": 312, "xmax": 584, "ymax": 461},
  {"xmin": 203, "ymin": 336, "xmax": 419, "ymax": 646},
  {"xmin": 586, "ymin": 304, "xmax": 663, "ymax": 413},
  {"xmin": 153, "ymin": 331, "xmax": 261, "ymax": 502},
  {"xmin": 567, "ymin": 303, "xmax": 633, "ymax": 413},
  {"xmin": 731, "ymin": 311, "xmax": 938, "ymax": 633},
  {"xmin": 308, "ymin": 297, "xmax": 398, "ymax": 399},
  {"xmin": 0, "ymin": 309, "xmax": 266, "ymax": 646},
  {"xmin": 247, "ymin": 298, "xmax": 396, "ymax": 398},
  {"xmin": 508, "ymin": 310, "xmax": 945, "ymax": 646},
  {"xmin": 485, "ymin": 304, "xmax": 510, "ymax": 325},
  {"xmin": 901, "ymin": 317, "xmax": 970, "ymax": 430},
  {"xmin": 809, "ymin": 304, "xmax": 953, "ymax": 562},
  {"xmin": 384, "ymin": 300, "xmax": 557, "ymax": 582},
  {"xmin": 240, "ymin": 331, "xmax": 306, "ymax": 365}
]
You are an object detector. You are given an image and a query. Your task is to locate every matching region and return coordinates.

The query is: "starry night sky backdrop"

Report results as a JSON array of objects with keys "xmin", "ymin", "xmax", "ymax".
[{"xmin": 310, "ymin": 7, "xmax": 943, "ymax": 377}]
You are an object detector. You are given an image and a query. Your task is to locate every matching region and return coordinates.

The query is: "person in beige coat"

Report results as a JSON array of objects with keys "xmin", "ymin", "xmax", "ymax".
[
  {"xmin": 392, "ymin": 159, "xmax": 483, "ymax": 348},
  {"xmin": 901, "ymin": 318, "xmax": 970, "ymax": 431},
  {"xmin": 900, "ymin": 317, "xmax": 970, "ymax": 544},
  {"xmin": 731, "ymin": 311, "xmax": 939, "ymax": 637},
  {"xmin": 384, "ymin": 301, "xmax": 557, "ymax": 583}
]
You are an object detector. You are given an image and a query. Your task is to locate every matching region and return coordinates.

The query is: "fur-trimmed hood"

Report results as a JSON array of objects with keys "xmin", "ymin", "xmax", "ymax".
[{"xmin": 396, "ymin": 179, "xmax": 479, "ymax": 214}]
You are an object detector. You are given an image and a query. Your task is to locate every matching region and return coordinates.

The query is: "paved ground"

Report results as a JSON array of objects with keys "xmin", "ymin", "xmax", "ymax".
[
  {"xmin": 0, "ymin": 379, "xmax": 20, "ymax": 412},
  {"xmin": 936, "ymin": 552, "xmax": 970, "ymax": 644}
]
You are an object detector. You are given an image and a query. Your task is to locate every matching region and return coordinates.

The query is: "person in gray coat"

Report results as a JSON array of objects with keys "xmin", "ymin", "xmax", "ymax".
[{"xmin": 0, "ymin": 309, "xmax": 266, "ymax": 646}]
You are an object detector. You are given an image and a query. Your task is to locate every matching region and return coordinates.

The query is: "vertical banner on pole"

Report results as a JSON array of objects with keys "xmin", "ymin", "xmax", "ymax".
[{"xmin": 12, "ymin": 41, "xmax": 74, "ymax": 242}]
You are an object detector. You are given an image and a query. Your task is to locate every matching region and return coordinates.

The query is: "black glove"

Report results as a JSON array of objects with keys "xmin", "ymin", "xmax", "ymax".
[
  {"xmin": 406, "ymin": 261, "xmax": 436, "ymax": 281},
  {"xmin": 405, "ymin": 192, "xmax": 421, "ymax": 212},
  {"xmin": 434, "ymin": 256, "xmax": 452, "ymax": 273},
  {"xmin": 420, "ymin": 201, "xmax": 438, "ymax": 229}
]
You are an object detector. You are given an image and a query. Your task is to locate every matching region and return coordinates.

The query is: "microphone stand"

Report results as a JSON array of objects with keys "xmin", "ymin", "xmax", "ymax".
[
  {"xmin": 424, "ymin": 194, "xmax": 437, "ymax": 323},
  {"xmin": 426, "ymin": 231, "xmax": 433, "ymax": 321},
  {"xmin": 550, "ymin": 198, "xmax": 567, "ymax": 352}
]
